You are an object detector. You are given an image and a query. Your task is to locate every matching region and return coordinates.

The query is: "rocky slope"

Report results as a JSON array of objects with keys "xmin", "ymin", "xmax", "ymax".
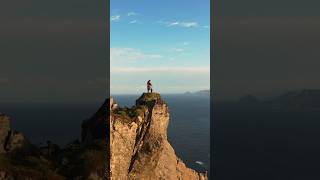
[
  {"xmin": 0, "ymin": 110, "xmax": 106, "ymax": 179},
  {"xmin": 0, "ymin": 93, "xmax": 206, "ymax": 180},
  {"xmin": 109, "ymin": 93, "xmax": 207, "ymax": 180},
  {"xmin": 0, "ymin": 114, "xmax": 34, "ymax": 155},
  {"xmin": 0, "ymin": 114, "xmax": 65, "ymax": 180}
]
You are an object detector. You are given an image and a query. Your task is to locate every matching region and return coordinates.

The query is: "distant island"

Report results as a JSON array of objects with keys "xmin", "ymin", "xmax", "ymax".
[
  {"xmin": 237, "ymin": 89, "xmax": 320, "ymax": 111},
  {"xmin": 184, "ymin": 90, "xmax": 210, "ymax": 96}
]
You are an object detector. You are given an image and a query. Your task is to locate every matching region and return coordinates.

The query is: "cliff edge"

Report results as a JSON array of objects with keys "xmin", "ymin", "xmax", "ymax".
[{"xmin": 110, "ymin": 93, "xmax": 208, "ymax": 180}]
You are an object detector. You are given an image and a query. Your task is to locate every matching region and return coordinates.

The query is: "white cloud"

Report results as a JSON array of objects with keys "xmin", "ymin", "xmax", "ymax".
[
  {"xmin": 168, "ymin": 22, "xmax": 179, "ymax": 26},
  {"xmin": 157, "ymin": 20, "xmax": 202, "ymax": 28},
  {"xmin": 169, "ymin": 48, "xmax": 184, "ymax": 53},
  {"xmin": 111, "ymin": 48, "xmax": 163, "ymax": 64},
  {"xmin": 111, "ymin": 67, "xmax": 209, "ymax": 73},
  {"xmin": 127, "ymin": 12, "xmax": 138, "ymax": 16},
  {"xmin": 111, "ymin": 15, "xmax": 120, "ymax": 22},
  {"xmin": 129, "ymin": 20, "xmax": 142, "ymax": 24},
  {"xmin": 202, "ymin": 25, "xmax": 210, "ymax": 29},
  {"xmin": 169, "ymin": 21, "xmax": 198, "ymax": 28},
  {"xmin": 129, "ymin": 20, "xmax": 137, "ymax": 24},
  {"xmin": 159, "ymin": 21, "xmax": 198, "ymax": 28},
  {"xmin": 183, "ymin": 42, "xmax": 190, "ymax": 46}
]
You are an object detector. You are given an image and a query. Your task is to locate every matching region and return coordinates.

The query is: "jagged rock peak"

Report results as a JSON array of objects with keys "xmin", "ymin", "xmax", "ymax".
[
  {"xmin": 110, "ymin": 93, "xmax": 208, "ymax": 180},
  {"xmin": 110, "ymin": 97, "xmax": 118, "ymax": 110},
  {"xmin": 0, "ymin": 114, "xmax": 11, "ymax": 153},
  {"xmin": 136, "ymin": 92, "xmax": 165, "ymax": 106},
  {"xmin": 81, "ymin": 98, "xmax": 109, "ymax": 143}
]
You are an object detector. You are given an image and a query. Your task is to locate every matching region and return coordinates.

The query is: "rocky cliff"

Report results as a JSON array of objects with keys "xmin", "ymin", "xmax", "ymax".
[
  {"xmin": 0, "ymin": 111, "xmax": 106, "ymax": 180},
  {"xmin": 109, "ymin": 93, "xmax": 207, "ymax": 180},
  {"xmin": 0, "ymin": 93, "xmax": 207, "ymax": 180},
  {"xmin": 0, "ymin": 114, "xmax": 34, "ymax": 155},
  {"xmin": 0, "ymin": 114, "xmax": 65, "ymax": 180}
]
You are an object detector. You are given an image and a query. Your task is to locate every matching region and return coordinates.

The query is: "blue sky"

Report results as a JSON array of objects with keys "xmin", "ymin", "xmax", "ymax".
[{"xmin": 110, "ymin": 0, "xmax": 210, "ymax": 94}]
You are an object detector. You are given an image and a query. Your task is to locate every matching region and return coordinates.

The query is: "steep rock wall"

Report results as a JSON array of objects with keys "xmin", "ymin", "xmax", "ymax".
[{"xmin": 110, "ymin": 93, "xmax": 207, "ymax": 180}]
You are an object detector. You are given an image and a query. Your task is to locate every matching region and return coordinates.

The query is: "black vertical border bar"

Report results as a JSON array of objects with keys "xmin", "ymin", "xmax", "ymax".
[{"xmin": 106, "ymin": 0, "xmax": 110, "ymax": 179}]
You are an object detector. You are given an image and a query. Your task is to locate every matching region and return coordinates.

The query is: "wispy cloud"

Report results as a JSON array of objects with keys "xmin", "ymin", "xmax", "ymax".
[
  {"xmin": 129, "ymin": 20, "xmax": 142, "ymax": 24},
  {"xmin": 111, "ymin": 15, "xmax": 120, "ymax": 22},
  {"xmin": 169, "ymin": 21, "xmax": 198, "ymax": 28},
  {"xmin": 127, "ymin": 12, "xmax": 138, "ymax": 16},
  {"xmin": 157, "ymin": 20, "xmax": 199, "ymax": 28},
  {"xmin": 111, "ymin": 67, "xmax": 209, "ymax": 73},
  {"xmin": 169, "ymin": 48, "xmax": 184, "ymax": 53},
  {"xmin": 111, "ymin": 48, "xmax": 163, "ymax": 64}
]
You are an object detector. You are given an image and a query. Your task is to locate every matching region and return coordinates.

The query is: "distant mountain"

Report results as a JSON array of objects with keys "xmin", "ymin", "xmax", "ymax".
[
  {"xmin": 269, "ymin": 89, "xmax": 320, "ymax": 110},
  {"xmin": 237, "ymin": 89, "xmax": 320, "ymax": 111},
  {"xmin": 184, "ymin": 90, "xmax": 210, "ymax": 96}
]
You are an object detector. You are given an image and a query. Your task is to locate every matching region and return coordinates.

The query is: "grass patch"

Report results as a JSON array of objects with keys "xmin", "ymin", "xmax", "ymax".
[{"xmin": 113, "ymin": 106, "xmax": 146, "ymax": 119}]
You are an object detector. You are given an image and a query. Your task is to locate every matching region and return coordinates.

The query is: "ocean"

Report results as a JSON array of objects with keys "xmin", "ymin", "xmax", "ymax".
[
  {"xmin": 214, "ymin": 103, "xmax": 320, "ymax": 179},
  {"xmin": 0, "ymin": 94, "xmax": 210, "ymax": 173},
  {"xmin": 0, "ymin": 102, "xmax": 100, "ymax": 146}
]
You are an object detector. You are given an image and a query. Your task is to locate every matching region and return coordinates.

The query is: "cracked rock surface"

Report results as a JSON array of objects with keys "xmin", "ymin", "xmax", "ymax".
[{"xmin": 110, "ymin": 93, "xmax": 208, "ymax": 180}]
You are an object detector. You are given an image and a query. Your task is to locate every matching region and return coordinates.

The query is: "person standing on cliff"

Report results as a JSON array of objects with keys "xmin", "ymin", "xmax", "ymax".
[{"xmin": 147, "ymin": 80, "xmax": 153, "ymax": 93}]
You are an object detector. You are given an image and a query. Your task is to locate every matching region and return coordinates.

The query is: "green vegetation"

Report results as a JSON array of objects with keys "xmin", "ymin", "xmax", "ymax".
[
  {"xmin": 113, "ymin": 105, "xmax": 146, "ymax": 119},
  {"xmin": 0, "ymin": 140, "xmax": 106, "ymax": 179},
  {"xmin": 55, "ymin": 139, "xmax": 106, "ymax": 179},
  {"xmin": 143, "ymin": 92, "xmax": 161, "ymax": 102},
  {"xmin": 0, "ymin": 153, "xmax": 65, "ymax": 180}
]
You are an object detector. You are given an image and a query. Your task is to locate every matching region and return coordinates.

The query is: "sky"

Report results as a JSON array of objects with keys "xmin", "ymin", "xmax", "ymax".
[
  {"xmin": 110, "ymin": 0, "xmax": 210, "ymax": 94},
  {"xmin": 2, "ymin": 0, "xmax": 319, "ymax": 102},
  {"xmin": 0, "ymin": 0, "xmax": 107, "ymax": 103}
]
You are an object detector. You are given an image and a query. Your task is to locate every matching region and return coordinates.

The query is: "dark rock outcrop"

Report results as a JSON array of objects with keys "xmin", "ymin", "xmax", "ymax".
[
  {"xmin": 81, "ymin": 99, "xmax": 108, "ymax": 144},
  {"xmin": 0, "ymin": 114, "xmax": 34, "ymax": 154},
  {"xmin": 0, "ymin": 109, "xmax": 107, "ymax": 180},
  {"xmin": 239, "ymin": 89, "xmax": 320, "ymax": 111},
  {"xmin": 270, "ymin": 89, "xmax": 320, "ymax": 110}
]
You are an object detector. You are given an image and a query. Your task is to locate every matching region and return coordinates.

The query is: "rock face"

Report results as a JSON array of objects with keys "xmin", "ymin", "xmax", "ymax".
[
  {"xmin": 0, "ymin": 111, "xmax": 106, "ymax": 180},
  {"xmin": 81, "ymin": 99, "xmax": 109, "ymax": 179},
  {"xmin": 110, "ymin": 93, "xmax": 208, "ymax": 180},
  {"xmin": 0, "ymin": 93, "xmax": 207, "ymax": 179},
  {"xmin": 82, "ymin": 99, "xmax": 108, "ymax": 144},
  {"xmin": 0, "ymin": 114, "xmax": 33, "ymax": 154}
]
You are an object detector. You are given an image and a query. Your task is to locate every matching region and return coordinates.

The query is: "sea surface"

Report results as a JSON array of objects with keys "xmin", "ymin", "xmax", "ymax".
[
  {"xmin": 0, "ymin": 94, "xmax": 210, "ymax": 173},
  {"xmin": 214, "ymin": 103, "xmax": 320, "ymax": 179},
  {"xmin": 0, "ymin": 102, "xmax": 101, "ymax": 147}
]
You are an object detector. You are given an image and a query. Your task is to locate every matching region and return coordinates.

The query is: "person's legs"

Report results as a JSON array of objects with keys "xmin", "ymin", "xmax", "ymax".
[{"xmin": 151, "ymin": 88, "xmax": 153, "ymax": 93}]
